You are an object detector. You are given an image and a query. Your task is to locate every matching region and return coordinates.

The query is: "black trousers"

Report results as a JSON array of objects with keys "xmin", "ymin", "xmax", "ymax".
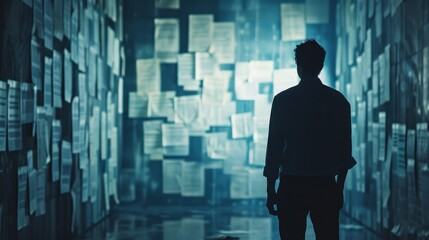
[{"xmin": 277, "ymin": 175, "xmax": 340, "ymax": 240}]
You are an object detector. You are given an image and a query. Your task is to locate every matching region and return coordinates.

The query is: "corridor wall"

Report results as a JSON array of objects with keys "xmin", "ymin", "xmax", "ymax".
[
  {"xmin": 0, "ymin": 0, "xmax": 124, "ymax": 238},
  {"xmin": 335, "ymin": 0, "xmax": 429, "ymax": 239}
]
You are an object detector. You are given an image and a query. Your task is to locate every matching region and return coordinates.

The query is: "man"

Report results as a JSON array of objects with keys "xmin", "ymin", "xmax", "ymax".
[{"xmin": 264, "ymin": 39, "xmax": 356, "ymax": 240}]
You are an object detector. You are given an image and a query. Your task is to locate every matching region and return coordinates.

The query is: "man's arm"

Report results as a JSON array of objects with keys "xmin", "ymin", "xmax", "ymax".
[{"xmin": 264, "ymin": 96, "xmax": 283, "ymax": 216}]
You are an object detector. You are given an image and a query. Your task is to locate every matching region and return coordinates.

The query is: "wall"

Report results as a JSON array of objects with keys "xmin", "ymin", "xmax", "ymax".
[
  {"xmin": 335, "ymin": 0, "xmax": 429, "ymax": 239},
  {"xmin": 0, "ymin": 0, "xmax": 124, "ymax": 239},
  {"xmin": 122, "ymin": 0, "xmax": 337, "ymax": 207}
]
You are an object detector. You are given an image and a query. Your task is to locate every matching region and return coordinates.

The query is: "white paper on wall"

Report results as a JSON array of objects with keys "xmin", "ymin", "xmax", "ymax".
[
  {"xmin": 162, "ymin": 160, "xmax": 182, "ymax": 194},
  {"xmin": 174, "ymin": 95, "xmax": 200, "ymax": 125},
  {"xmin": 213, "ymin": 22, "xmax": 235, "ymax": 64},
  {"xmin": 128, "ymin": 92, "xmax": 148, "ymax": 118},
  {"xmin": 136, "ymin": 59, "xmax": 161, "ymax": 94},
  {"xmin": 155, "ymin": 0, "xmax": 180, "ymax": 9},
  {"xmin": 17, "ymin": 166, "xmax": 29, "ymax": 230},
  {"xmin": 147, "ymin": 91, "xmax": 176, "ymax": 121},
  {"xmin": 180, "ymin": 161, "xmax": 204, "ymax": 197},
  {"xmin": 162, "ymin": 123, "xmax": 189, "ymax": 156},
  {"xmin": 281, "ymin": 3, "xmax": 306, "ymax": 41},
  {"xmin": 273, "ymin": 68, "xmax": 298, "ymax": 96},
  {"xmin": 8, "ymin": 80, "xmax": 22, "ymax": 151},
  {"xmin": 188, "ymin": 14, "xmax": 213, "ymax": 52},
  {"xmin": 231, "ymin": 112, "xmax": 253, "ymax": 139},
  {"xmin": 155, "ymin": 18, "xmax": 180, "ymax": 63},
  {"xmin": 35, "ymin": 168, "xmax": 46, "ymax": 216},
  {"xmin": 248, "ymin": 61, "xmax": 274, "ymax": 83},
  {"xmin": 142, "ymin": 121, "xmax": 162, "ymax": 156},
  {"xmin": 0, "ymin": 81, "xmax": 7, "ymax": 151},
  {"xmin": 61, "ymin": 140, "xmax": 73, "ymax": 193},
  {"xmin": 305, "ymin": 0, "xmax": 329, "ymax": 24}
]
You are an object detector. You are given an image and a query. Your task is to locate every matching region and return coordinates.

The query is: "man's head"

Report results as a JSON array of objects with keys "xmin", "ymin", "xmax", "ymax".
[{"xmin": 294, "ymin": 39, "xmax": 326, "ymax": 77}]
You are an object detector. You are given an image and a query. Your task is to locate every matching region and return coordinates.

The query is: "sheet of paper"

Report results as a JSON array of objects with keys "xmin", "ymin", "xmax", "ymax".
[
  {"xmin": 136, "ymin": 59, "xmax": 160, "ymax": 94},
  {"xmin": 155, "ymin": 18, "xmax": 179, "ymax": 63},
  {"xmin": 82, "ymin": 164, "xmax": 89, "ymax": 202},
  {"xmin": 31, "ymin": 37, "xmax": 42, "ymax": 89},
  {"xmin": 53, "ymin": 50, "xmax": 63, "ymax": 108},
  {"xmin": 230, "ymin": 169, "xmax": 249, "ymax": 199},
  {"xmin": 143, "ymin": 120, "xmax": 163, "ymax": 155},
  {"xmin": 147, "ymin": 91, "xmax": 176, "ymax": 121},
  {"xmin": 61, "ymin": 140, "xmax": 73, "ymax": 193},
  {"xmin": 51, "ymin": 142, "xmax": 60, "ymax": 182},
  {"xmin": 223, "ymin": 140, "xmax": 248, "ymax": 174},
  {"xmin": 234, "ymin": 62, "xmax": 257, "ymax": 100},
  {"xmin": 63, "ymin": 0, "xmax": 71, "ymax": 38},
  {"xmin": 253, "ymin": 116, "xmax": 269, "ymax": 143},
  {"xmin": 281, "ymin": 4, "xmax": 306, "ymax": 41},
  {"xmin": 365, "ymin": 29, "xmax": 372, "ymax": 81},
  {"xmin": 382, "ymin": 137, "xmax": 392, "ymax": 228},
  {"xmin": 155, "ymin": 0, "xmax": 180, "ymax": 9},
  {"xmin": 178, "ymin": 53, "xmax": 198, "ymax": 89},
  {"xmin": 213, "ymin": 22, "xmax": 235, "ymax": 64},
  {"xmin": 174, "ymin": 95, "xmax": 200, "ymax": 125},
  {"xmin": 20, "ymin": 83, "xmax": 35, "ymax": 124},
  {"xmin": 36, "ymin": 168, "xmax": 46, "ymax": 216},
  {"xmin": 202, "ymin": 76, "xmax": 229, "ymax": 105},
  {"xmin": 28, "ymin": 168, "xmax": 37, "ymax": 215},
  {"xmin": 423, "ymin": 47, "xmax": 429, "ymax": 114},
  {"xmin": 162, "ymin": 160, "xmax": 182, "ymax": 194},
  {"xmin": 188, "ymin": 14, "xmax": 213, "ymax": 52},
  {"xmin": 248, "ymin": 61, "xmax": 274, "ymax": 83},
  {"xmin": 181, "ymin": 161, "xmax": 204, "ymax": 197},
  {"xmin": 379, "ymin": 45, "xmax": 390, "ymax": 104},
  {"xmin": 17, "ymin": 166, "xmax": 29, "ymax": 230},
  {"xmin": 36, "ymin": 107, "xmax": 47, "ymax": 168},
  {"xmin": 72, "ymin": 97, "xmax": 81, "ymax": 152},
  {"xmin": 71, "ymin": 9, "xmax": 78, "ymax": 62},
  {"xmin": 53, "ymin": 0, "xmax": 64, "ymax": 39},
  {"xmin": 44, "ymin": 57, "xmax": 52, "ymax": 111},
  {"xmin": 87, "ymin": 47, "xmax": 97, "ymax": 97},
  {"xmin": 162, "ymin": 124, "xmax": 189, "ymax": 156},
  {"xmin": 103, "ymin": 173, "xmax": 110, "ymax": 211},
  {"xmin": 63, "ymin": 49, "xmax": 72, "ymax": 103},
  {"xmin": 200, "ymin": 102, "xmax": 236, "ymax": 127},
  {"xmin": 33, "ymin": 0, "xmax": 44, "ymax": 37},
  {"xmin": 205, "ymin": 132, "xmax": 228, "ymax": 159},
  {"xmin": 128, "ymin": 92, "xmax": 148, "ymax": 118},
  {"xmin": 163, "ymin": 220, "xmax": 182, "ymax": 240},
  {"xmin": 8, "ymin": 80, "xmax": 22, "ymax": 151},
  {"xmin": 305, "ymin": 0, "xmax": 329, "ymax": 23},
  {"xmin": 231, "ymin": 112, "xmax": 253, "ymax": 139},
  {"xmin": 273, "ymin": 68, "xmax": 298, "ymax": 96},
  {"xmin": 372, "ymin": 57, "xmax": 379, "ymax": 108},
  {"xmin": 118, "ymin": 78, "xmax": 124, "ymax": 114},
  {"xmin": 375, "ymin": 0, "xmax": 382, "ymax": 37},
  {"xmin": 250, "ymin": 142, "xmax": 267, "ymax": 166},
  {"xmin": 195, "ymin": 52, "xmax": 216, "ymax": 81},
  {"xmin": 0, "ymin": 82, "xmax": 7, "ymax": 151},
  {"xmin": 44, "ymin": 0, "xmax": 53, "ymax": 49},
  {"xmin": 253, "ymin": 94, "xmax": 271, "ymax": 118}
]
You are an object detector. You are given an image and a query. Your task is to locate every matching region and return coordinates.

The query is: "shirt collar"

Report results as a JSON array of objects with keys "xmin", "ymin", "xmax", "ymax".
[{"xmin": 298, "ymin": 76, "xmax": 323, "ymax": 86}]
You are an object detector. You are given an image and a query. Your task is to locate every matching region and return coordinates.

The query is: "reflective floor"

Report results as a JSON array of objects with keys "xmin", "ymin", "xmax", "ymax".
[{"xmin": 79, "ymin": 205, "xmax": 382, "ymax": 240}]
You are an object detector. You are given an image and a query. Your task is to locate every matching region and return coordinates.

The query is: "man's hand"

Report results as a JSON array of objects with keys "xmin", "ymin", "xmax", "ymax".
[
  {"xmin": 266, "ymin": 178, "xmax": 278, "ymax": 216},
  {"xmin": 266, "ymin": 190, "xmax": 278, "ymax": 216}
]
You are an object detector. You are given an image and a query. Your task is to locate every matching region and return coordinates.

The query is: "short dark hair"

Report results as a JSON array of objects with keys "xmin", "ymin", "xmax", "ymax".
[{"xmin": 294, "ymin": 39, "xmax": 326, "ymax": 75}]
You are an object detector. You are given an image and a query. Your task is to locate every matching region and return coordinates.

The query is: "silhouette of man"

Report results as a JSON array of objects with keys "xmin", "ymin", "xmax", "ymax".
[{"xmin": 264, "ymin": 39, "xmax": 356, "ymax": 240}]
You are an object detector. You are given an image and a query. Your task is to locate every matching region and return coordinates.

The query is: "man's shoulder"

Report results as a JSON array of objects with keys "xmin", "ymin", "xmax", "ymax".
[
  {"xmin": 322, "ymin": 85, "xmax": 350, "ymax": 107},
  {"xmin": 274, "ymin": 85, "xmax": 299, "ymax": 101}
]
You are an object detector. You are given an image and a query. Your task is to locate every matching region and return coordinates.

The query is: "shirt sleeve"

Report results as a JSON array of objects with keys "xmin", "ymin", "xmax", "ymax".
[
  {"xmin": 340, "ymin": 101, "xmax": 357, "ymax": 171},
  {"xmin": 263, "ymin": 96, "xmax": 283, "ymax": 180}
]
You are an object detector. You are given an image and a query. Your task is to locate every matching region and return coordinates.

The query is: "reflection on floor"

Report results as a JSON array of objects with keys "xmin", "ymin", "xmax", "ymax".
[{"xmin": 80, "ymin": 205, "xmax": 382, "ymax": 240}]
